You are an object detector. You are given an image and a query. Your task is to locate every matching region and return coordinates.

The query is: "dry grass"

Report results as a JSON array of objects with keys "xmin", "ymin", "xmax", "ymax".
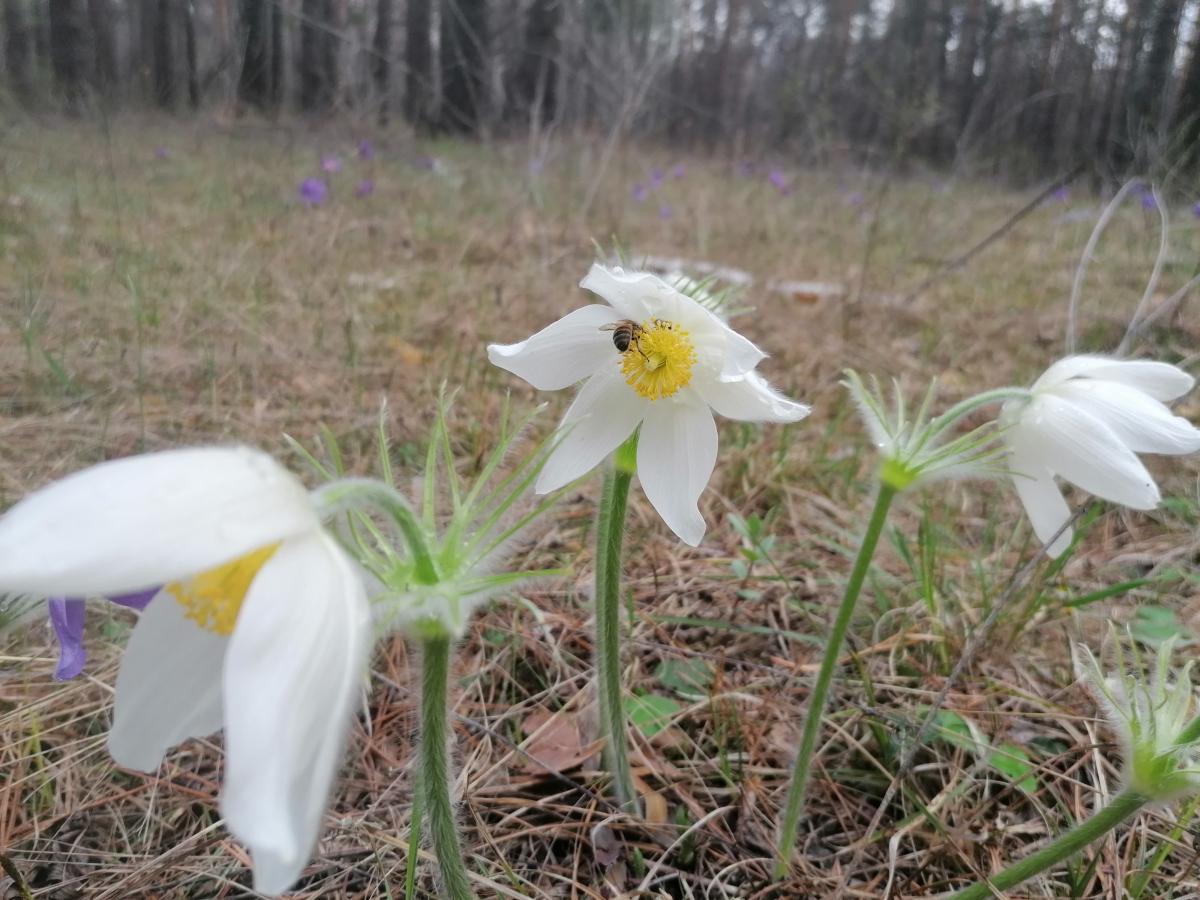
[{"xmin": 1, "ymin": 118, "xmax": 1199, "ymax": 898}]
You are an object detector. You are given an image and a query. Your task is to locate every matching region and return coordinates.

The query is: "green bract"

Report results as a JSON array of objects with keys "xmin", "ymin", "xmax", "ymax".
[{"xmin": 842, "ymin": 370, "xmax": 1029, "ymax": 492}]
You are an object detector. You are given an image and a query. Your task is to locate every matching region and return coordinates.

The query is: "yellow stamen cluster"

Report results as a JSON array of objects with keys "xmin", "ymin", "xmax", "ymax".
[
  {"xmin": 167, "ymin": 544, "xmax": 280, "ymax": 635},
  {"xmin": 621, "ymin": 319, "xmax": 697, "ymax": 400}
]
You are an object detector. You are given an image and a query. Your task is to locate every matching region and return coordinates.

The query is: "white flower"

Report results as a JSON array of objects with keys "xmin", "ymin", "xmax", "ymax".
[
  {"xmin": 0, "ymin": 447, "xmax": 370, "ymax": 896},
  {"xmin": 487, "ymin": 264, "xmax": 810, "ymax": 545},
  {"xmin": 1002, "ymin": 356, "xmax": 1200, "ymax": 557}
]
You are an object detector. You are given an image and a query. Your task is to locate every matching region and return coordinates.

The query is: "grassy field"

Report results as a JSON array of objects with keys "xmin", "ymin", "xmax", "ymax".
[{"xmin": 1, "ymin": 118, "xmax": 1199, "ymax": 898}]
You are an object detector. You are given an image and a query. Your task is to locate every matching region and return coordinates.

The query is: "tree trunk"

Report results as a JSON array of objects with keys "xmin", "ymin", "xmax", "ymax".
[
  {"xmin": 1174, "ymin": 19, "xmax": 1200, "ymax": 169},
  {"xmin": 238, "ymin": 0, "xmax": 271, "ymax": 108},
  {"xmin": 269, "ymin": 0, "xmax": 283, "ymax": 106},
  {"xmin": 372, "ymin": 0, "xmax": 391, "ymax": 120},
  {"xmin": 512, "ymin": 0, "xmax": 559, "ymax": 125},
  {"xmin": 48, "ymin": 0, "xmax": 86, "ymax": 113},
  {"xmin": 299, "ymin": 0, "xmax": 337, "ymax": 110},
  {"xmin": 439, "ymin": 0, "xmax": 488, "ymax": 132},
  {"xmin": 145, "ymin": 0, "xmax": 174, "ymax": 108},
  {"xmin": 184, "ymin": 0, "xmax": 198, "ymax": 107},
  {"xmin": 1132, "ymin": 0, "xmax": 1185, "ymax": 157},
  {"xmin": 87, "ymin": 0, "xmax": 117, "ymax": 102},
  {"xmin": 404, "ymin": 0, "xmax": 432, "ymax": 125},
  {"xmin": 4, "ymin": 0, "xmax": 34, "ymax": 104}
]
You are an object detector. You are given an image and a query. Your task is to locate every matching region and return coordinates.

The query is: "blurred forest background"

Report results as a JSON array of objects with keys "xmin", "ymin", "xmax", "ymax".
[{"xmin": 1, "ymin": 0, "xmax": 1199, "ymax": 181}]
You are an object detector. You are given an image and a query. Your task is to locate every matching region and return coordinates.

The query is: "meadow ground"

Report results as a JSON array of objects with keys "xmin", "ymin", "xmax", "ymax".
[{"xmin": 0, "ymin": 118, "xmax": 1198, "ymax": 899}]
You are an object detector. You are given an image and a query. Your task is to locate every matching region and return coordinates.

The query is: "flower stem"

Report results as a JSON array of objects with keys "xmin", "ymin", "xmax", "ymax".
[
  {"xmin": 419, "ymin": 636, "xmax": 475, "ymax": 900},
  {"xmin": 773, "ymin": 482, "xmax": 898, "ymax": 879},
  {"xmin": 948, "ymin": 788, "xmax": 1148, "ymax": 899},
  {"xmin": 595, "ymin": 454, "xmax": 639, "ymax": 813}
]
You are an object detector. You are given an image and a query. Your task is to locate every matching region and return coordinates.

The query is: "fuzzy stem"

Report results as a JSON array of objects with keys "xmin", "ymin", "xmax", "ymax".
[
  {"xmin": 595, "ymin": 456, "xmax": 639, "ymax": 813},
  {"xmin": 773, "ymin": 482, "xmax": 898, "ymax": 879},
  {"xmin": 420, "ymin": 637, "xmax": 475, "ymax": 900},
  {"xmin": 949, "ymin": 788, "xmax": 1148, "ymax": 899}
]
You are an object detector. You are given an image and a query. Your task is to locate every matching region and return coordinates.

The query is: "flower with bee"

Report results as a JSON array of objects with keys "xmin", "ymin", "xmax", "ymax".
[{"xmin": 488, "ymin": 263, "xmax": 809, "ymax": 545}]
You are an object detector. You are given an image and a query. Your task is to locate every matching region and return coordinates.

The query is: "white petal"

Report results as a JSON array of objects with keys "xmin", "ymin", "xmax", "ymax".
[
  {"xmin": 579, "ymin": 263, "xmax": 655, "ymax": 321},
  {"xmin": 107, "ymin": 591, "xmax": 227, "ymax": 771},
  {"xmin": 535, "ymin": 370, "xmax": 647, "ymax": 493},
  {"xmin": 1052, "ymin": 380, "xmax": 1200, "ymax": 456},
  {"xmin": 220, "ymin": 531, "xmax": 370, "ymax": 896},
  {"xmin": 1015, "ymin": 394, "xmax": 1160, "ymax": 509},
  {"xmin": 0, "ymin": 447, "xmax": 318, "ymax": 598},
  {"xmin": 1035, "ymin": 355, "xmax": 1195, "ymax": 401},
  {"xmin": 1006, "ymin": 440, "xmax": 1074, "ymax": 558},
  {"xmin": 487, "ymin": 305, "xmax": 621, "ymax": 390},
  {"xmin": 696, "ymin": 372, "xmax": 811, "ymax": 423},
  {"xmin": 636, "ymin": 399, "xmax": 718, "ymax": 546}
]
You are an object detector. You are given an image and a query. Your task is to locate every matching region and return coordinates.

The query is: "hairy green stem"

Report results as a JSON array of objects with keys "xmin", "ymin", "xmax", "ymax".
[
  {"xmin": 773, "ymin": 483, "xmax": 898, "ymax": 879},
  {"xmin": 595, "ymin": 457, "xmax": 639, "ymax": 813},
  {"xmin": 949, "ymin": 788, "xmax": 1148, "ymax": 899},
  {"xmin": 420, "ymin": 637, "xmax": 475, "ymax": 900}
]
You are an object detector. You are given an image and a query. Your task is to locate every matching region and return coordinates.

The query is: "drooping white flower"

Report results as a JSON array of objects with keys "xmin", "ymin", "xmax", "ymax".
[
  {"xmin": 1001, "ymin": 356, "xmax": 1200, "ymax": 557},
  {"xmin": 487, "ymin": 264, "xmax": 810, "ymax": 545},
  {"xmin": 0, "ymin": 447, "xmax": 370, "ymax": 896}
]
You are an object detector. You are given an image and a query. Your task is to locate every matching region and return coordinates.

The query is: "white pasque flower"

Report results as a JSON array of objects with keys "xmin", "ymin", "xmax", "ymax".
[
  {"xmin": 1002, "ymin": 355, "xmax": 1200, "ymax": 557},
  {"xmin": 0, "ymin": 447, "xmax": 370, "ymax": 896},
  {"xmin": 488, "ymin": 264, "xmax": 809, "ymax": 545}
]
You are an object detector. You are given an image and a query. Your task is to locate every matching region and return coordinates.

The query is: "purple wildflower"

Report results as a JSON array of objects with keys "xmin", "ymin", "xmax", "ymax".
[
  {"xmin": 649, "ymin": 167, "xmax": 666, "ymax": 188},
  {"xmin": 768, "ymin": 169, "xmax": 790, "ymax": 195},
  {"xmin": 154, "ymin": 147, "xmax": 169, "ymax": 160},
  {"xmin": 847, "ymin": 191, "xmax": 865, "ymax": 206},
  {"xmin": 49, "ymin": 588, "xmax": 159, "ymax": 680},
  {"xmin": 658, "ymin": 203, "xmax": 673, "ymax": 220},
  {"xmin": 528, "ymin": 158, "xmax": 545, "ymax": 175},
  {"xmin": 631, "ymin": 182, "xmax": 649, "ymax": 203},
  {"xmin": 1139, "ymin": 188, "xmax": 1157, "ymax": 210},
  {"xmin": 735, "ymin": 160, "xmax": 755, "ymax": 178},
  {"xmin": 1192, "ymin": 201, "xmax": 1200, "ymax": 219},
  {"xmin": 299, "ymin": 178, "xmax": 329, "ymax": 206},
  {"xmin": 671, "ymin": 163, "xmax": 686, "ymax": 179},
  {"xmin": 321, "ymin": 155, "xmax": 342, "ymax": 174},
  {"xmin": 357, "ymin": 139, "xmax": 374, "ymax": 161},
  {"xmin": 1050, "ymin": 186, "xmax": 1070, "ymax": 204},
  {"xmin": 356, "ymin": 178, "xmax": 375, "ymax": 198}
]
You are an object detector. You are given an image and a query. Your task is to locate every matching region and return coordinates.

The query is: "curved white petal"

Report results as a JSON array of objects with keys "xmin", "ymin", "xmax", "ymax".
[
  {"xmin": 0, "ymin": 447, "xmax": 318, "ymax": 598},
  {"xmin": 487, "ymin": 304, "xmax": 621, "ymax": 391},
  {"xmin": 1006, "ymin": 440, "xmax": 1074, "ymax": 558},
  {"xmin": 1035, "ymin": 355, "xmax": 1195, "ymax": 401},
  {"xmin": 536, "ymin": 370, "xmax": 647, "ymax": 493},
  {"xmin": 696, "ymin": 372, "xmax": 811, "ymax": 423},
  {"xmin": 579, "ymin": 264, "xmax": 656, "ymax": 321},
  {"xmin": 108, "ymin": 591, "xmax": 227, "ymax": 771},
  {"xmin": 220, "ymin": 531, "xmax": 369, "ymax": 897},
  {"xmin": 1016, "ymin": 394, "xmax": 1160, "ymax": 509},
  {"xmin": 1052, "ymin": 380, "xmax": 1200, "ymax": 456},
  {"xmin": 636, "ymin": 399, "xmax": 718, "ymax": 546}
]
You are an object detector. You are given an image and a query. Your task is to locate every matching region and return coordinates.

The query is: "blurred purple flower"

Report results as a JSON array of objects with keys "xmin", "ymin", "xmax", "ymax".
[
  {"xmin": 631, "ymin": 182, "xmax": 649, "ymax": 203},
  {"xmin": 658, "ymin": 203, "xmax": 673, "ymax": 220},
  {"xmin": 735, "ymin": 160, "xmax": 755, "ymax": 178},
  {"xmin": 768, "ymin": 169, "xmax": 790, "ymax": 195},
  {"xmin": 1050, "ymin": 186, "xmax": 1070, "ymax": 204},
  {"xmin": 528, "ymin": 158, "xmax": 545, "ymax": 174},
  {"xmin": 357, "ymin": 139, "xmax": 374, "ymax": 160},
  {"xmin": 299, "ymin": 178, "xmax": 329, "ymax": 206},
  {"xmin": 321, "ymin": 155, "xmax": 342, "ymax": 174},
  {"xmin": 671, "ymin": 163, "xmax": 686, "ymax": 179},
  {"xmin": 356, "ymin": 179, "xmax": 375, "ymax": 198},
  {"xmin": 50, "ymin": 588, "xmax": 158, "ymax": 680},
  {"xmin": 847, "ymin": 191, "xmax": 865, "ymax": 206},
  {"xmin": 154, "ymin": 147, "xmax": 169, "ymax": 160},
  {"xmin": 1192, "ymin": 201, "xmax": 1200, "ymax": 219},
  {"xmin": 1139, "ymin": 188, "xmax": 1157, "ymax": 210},
  {"xmin": 649, "ymin": 167, "xmax": 665, "ymax": 188}
]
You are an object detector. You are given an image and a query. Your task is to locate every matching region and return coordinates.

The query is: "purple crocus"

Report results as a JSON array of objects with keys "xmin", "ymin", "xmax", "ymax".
[
  {"xmin": 649, "ymin": 167, "xmax": 666, "ymax": 188},
  {"xmin": 321, "ymin": 155, "xmax": 342, "ymax": 174},
  {"xmin": 658, "ymin": 203, "xmax": 673, "ymax": 220},
  {"xmin": 1192, "ymin": 201, "xmax": 1200, "ymax": 219},
  {"xmin": 357, "ymin": 139, "xmax": 374, "ymax": 161},
  {"xmin": 1139, "ymin": 188, "xmax": 1157, "ymax": 210},
  {"xmin": 768, "ymin": 169, "xmax": 791, "ymax": 195},
  {"xmin": 1050, "ymin": 186, "xmax": 1070, "ymax": 204},
  {"xmin": 299, "ymin": 178, "xmax": 329, "ymax": 207},
  {"xmin": 631, "ymin": 182, "xmax": 649, "ymax": 203},
  {"xmin": 356, "ymin": 178, "xmax": 375, "ymax": 198},
  {"xmin": 670, "ymin": 163, "xmax": 686, "ymax": 179},
  {"xmin": 49, "ymin": 588, "xmax": 158, "ymax": 680},
  {"xmin": 154, "ymin": 147, "xmax": 169, "ymax": 160}
]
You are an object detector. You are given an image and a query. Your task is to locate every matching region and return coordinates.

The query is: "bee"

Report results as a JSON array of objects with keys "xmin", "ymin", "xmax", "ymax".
[{"xmin": 601, "ymin": 319, "xmax": 647, "ymax": 357}]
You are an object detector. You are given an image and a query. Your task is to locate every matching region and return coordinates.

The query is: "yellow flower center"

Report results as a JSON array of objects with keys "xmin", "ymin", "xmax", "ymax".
[
  {"xmin": 166, "ymin": 544, "xmax": 280, "ymax": 635},
  {"xmin": 620, "ymin": 319, "xmax": 697, "ymax": 401}
]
